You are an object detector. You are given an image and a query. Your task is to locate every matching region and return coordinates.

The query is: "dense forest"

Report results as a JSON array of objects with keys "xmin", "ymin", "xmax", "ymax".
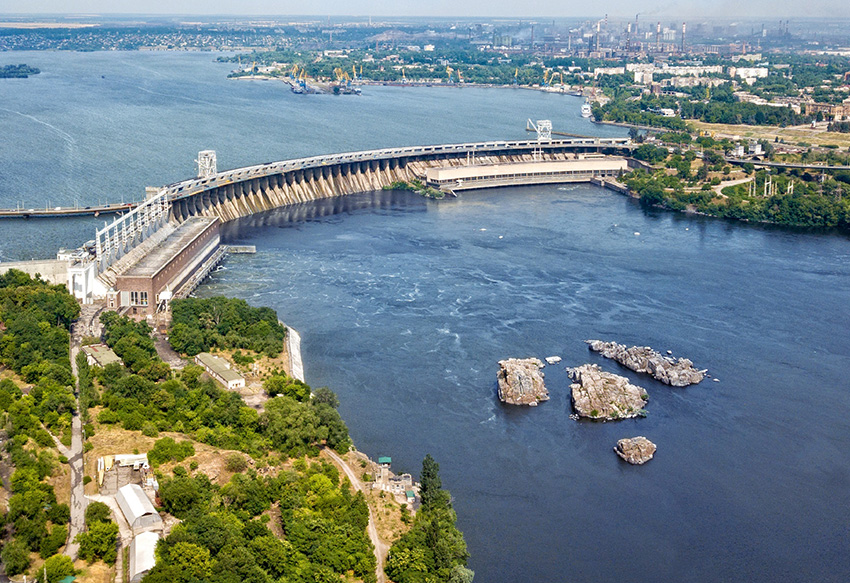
[
  {"xmin": 169, "ymin": 297, "xmax": 287, "ymax": 357},
  {"xmin": 144, "ymin": 458, "xmax": 376, "ymax": 583},
  {"xmin": 0, "ymin": 271, "xmax": 81, "ymax": 581},
  {"xmin": 97, "ymin": 312, "xmax": 349, "ymax": 455}
]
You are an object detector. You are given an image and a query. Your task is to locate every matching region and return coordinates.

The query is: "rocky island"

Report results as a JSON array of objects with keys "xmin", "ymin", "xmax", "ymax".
[
  {"xmin": 497, "ymin": 358, "xmax": 549, "ymax": 406},
  {"xmin": 586, "ymin": 340, "xmax": 706, "ymax": 387},
  {"xmin": 568, "ymin": 364, "xmax": 648, "ymax": 420},
  {"xmin": 614, "ymin": 436, "xmax": 657, "ymax": 464}
]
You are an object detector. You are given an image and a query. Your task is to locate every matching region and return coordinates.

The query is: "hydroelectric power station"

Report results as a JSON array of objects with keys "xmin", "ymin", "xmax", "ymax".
[{"xmin": 1, "ymin": 134, "xmax": 633, "ymax": 316}]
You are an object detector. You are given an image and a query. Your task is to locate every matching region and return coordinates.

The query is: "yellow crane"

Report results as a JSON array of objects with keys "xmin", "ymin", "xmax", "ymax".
[
  {"xmin": 446, "ymin": 65, "xmax": 454, "ymax": 83},
  {"xmin": 290, "ymin": 64, "xmax": 299, "ymax": 77},
  {"xmin": 402, "ymin": 68, "xmax": 407, "ymax": 83},
  {"xmin": 457, "ymin": 69, "xmax": 464, "ymax": 83},
  {"xmin": 543, "ymin": 70, "xmax": 550, "ymax": 86},
  {"xmin": 352, "ymin": 64, "xmax": 358, "ymax": 80}
]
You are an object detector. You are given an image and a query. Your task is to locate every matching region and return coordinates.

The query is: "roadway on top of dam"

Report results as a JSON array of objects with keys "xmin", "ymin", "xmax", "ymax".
[{"xmin": 0, "ymin": 138, "xmax": 631, "ymax": 219}]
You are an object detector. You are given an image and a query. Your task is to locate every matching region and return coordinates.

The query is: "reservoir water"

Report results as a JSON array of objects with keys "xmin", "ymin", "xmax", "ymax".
[{"xmin": 2, "ymin": 51, "xmax": 850, "ymax": 582}]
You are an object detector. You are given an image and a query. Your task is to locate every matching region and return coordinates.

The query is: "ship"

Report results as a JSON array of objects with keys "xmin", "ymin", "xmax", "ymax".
[{"xmin": 581, "ymin": 101, "xmax": 593, "ymax": 118}]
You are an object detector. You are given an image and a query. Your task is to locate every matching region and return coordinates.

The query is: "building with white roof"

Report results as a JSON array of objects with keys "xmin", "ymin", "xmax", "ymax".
[
  {"xmin": 116, "ymin": 484, "xmax": 162, "ymax": 532},
  {"xmin": 129, "ymin": 531, "xmax": 160, "ymax": 583}
]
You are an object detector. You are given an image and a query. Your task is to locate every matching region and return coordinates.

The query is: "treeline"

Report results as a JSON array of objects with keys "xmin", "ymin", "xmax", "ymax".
[
  {"xmin": 827, "ymin": 121, "xmax": 850, "ymax": 133},
  {"xmin": 169, "ymin": 296, "xmax": 287, "ymax": 357},
  {"xmin": 0, "ymin": 64, "xmax": 40, "ymax": 78},
  {"xmin": 0, "ymin": 271, "xmax": 79, "ymax": 580},
  {"xmin": 386, "ymin": 455, "xmax": 473, "ymax": 583},
  {"xmin": 144, "ymin": 459, "xmax": 376, "ymax": 583}
]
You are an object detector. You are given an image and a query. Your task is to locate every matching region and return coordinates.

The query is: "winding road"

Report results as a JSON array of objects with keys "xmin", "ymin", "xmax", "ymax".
[{"xmin": 324, "ymin": 448, "xmax": 388, "ymax": 583}]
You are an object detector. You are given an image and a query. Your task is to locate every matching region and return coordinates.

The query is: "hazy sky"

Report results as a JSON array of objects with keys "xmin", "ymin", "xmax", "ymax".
[{"xmin": 1, "ymin": 0, "xmax": 842, "ymax": 19}]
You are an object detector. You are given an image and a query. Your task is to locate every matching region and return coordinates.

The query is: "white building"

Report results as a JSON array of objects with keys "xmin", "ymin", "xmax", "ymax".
[
  {"xmin": 194, "ymin": 352, "xmax": 245, "ymax": 390},
  {"xmin": 116, "ymin": 484, "xmax": 162, "ymax": 532},
  {"xmin": 129, "ymin": 531, "xmax": 160, "ymax": 583}
]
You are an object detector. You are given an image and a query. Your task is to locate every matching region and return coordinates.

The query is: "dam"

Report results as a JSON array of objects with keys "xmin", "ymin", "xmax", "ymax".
[{"xmin": 1, "ymin": 137, "xmax": 633, "ymax": 315}]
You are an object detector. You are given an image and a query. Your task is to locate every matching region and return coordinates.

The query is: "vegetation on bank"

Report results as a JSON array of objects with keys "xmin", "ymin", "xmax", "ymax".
[
  {"xmin": 384, "ymin": 180, "xmax": 447, "ymax": 199},
  {"xmin": 169, "ymin": 296, "xmax": 287, "ymax": 357},
  {"xmin": 1, "ymin": 271, "xmax": 473, "ymax": 582},
  {"xmin": 145, "ymin": 459, "xmax": 376, "ymax": 583},
  {"xmin": 386, "ymin": 455, "xmax": 472, "ymax": 583},
  {"xmin": 0, "ymin": 64, "xmax": 40, "ymax": 78},
  {"xmin": 0, "ymin": 271, "xmax": 78, "ymax": 580},
  {"xmin": 623, "ymin": 167, "xmax": 850, "ymax": 229}
]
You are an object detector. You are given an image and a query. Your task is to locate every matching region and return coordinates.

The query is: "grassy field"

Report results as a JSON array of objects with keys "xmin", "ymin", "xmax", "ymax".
[{"xmin": 691, "ymin": 120, "xmax": 850, "ymax": 149}]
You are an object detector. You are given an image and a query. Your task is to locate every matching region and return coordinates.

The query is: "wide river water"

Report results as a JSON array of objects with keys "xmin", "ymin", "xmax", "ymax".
[{"xmin": 2, "ymin": 51, "xmax": 850, "ymax": 582}]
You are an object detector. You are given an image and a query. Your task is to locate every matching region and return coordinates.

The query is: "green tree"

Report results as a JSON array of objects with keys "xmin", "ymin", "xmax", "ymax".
[
  {"xmin": 85, "ymin": 500, "xmax": 113, "ymax": 526},
  {"xmin": 38, "ymin": 554, "xmax": 75, "ymax": 583},
  {"xmin": 420, "ymin": 454, "xmax": 442, "ymax": 509},
  {"xmin": 1, "ymin": 538, "xmax": 31, "ymax": 576},
  {"xmin": 75, "ymin": 520, "xmax": 119, "ymax": 564}
]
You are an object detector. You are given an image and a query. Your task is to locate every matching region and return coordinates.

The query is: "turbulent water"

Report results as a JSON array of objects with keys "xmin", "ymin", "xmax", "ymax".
[{"xmin": 3, "ymin": 51, "xmax": 850, "ymax": 583}]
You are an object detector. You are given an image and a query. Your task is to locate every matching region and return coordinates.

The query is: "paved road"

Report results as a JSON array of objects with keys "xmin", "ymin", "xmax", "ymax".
[
  {"xmin": 64, "ymin": 305, "xmax": 100, "ymax": 559},
  {"xmin": 324, "ymin": 449, "xmax": 387, "ymax": 583}
]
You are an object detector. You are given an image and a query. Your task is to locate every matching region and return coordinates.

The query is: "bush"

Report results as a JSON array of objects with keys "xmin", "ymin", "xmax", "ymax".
[
  {"xmin": 148, "ymin": 437, "xmax": 195, "ymax": 467},
  {"xmin": 142, "ymin": 422, "xmax": 159, "ymax": 437},
  {"xmin": 39, "ymin": 552, "xmax": 76, "ymax": 583},
  {"xmin": 83, "ymin": 476, "xmax": 92, "ymax": 485},
  {"xmin": 224, "ymin": 453, "xmax": 248, "ymax": 473}
]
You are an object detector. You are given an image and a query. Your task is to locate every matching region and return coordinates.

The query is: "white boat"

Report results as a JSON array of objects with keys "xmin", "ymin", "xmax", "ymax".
[{"xmin": 581, "ymin": 101, "xmax": 593, "ymax": 118}]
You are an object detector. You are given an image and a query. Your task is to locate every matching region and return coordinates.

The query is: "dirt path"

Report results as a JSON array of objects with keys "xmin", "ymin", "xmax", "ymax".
[
  {"xmin": 324, "ymin": 448, "xmax": 388, "ymax": 583},
  {"xmin": 713, "ymin": 176, "xmax": 754, "ymax": 196}
]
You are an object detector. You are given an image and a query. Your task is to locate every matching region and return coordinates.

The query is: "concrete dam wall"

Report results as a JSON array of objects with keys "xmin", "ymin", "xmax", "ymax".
[{"xmin": 167, "ymin": 139, "xmax": 632, "ymax": 224}]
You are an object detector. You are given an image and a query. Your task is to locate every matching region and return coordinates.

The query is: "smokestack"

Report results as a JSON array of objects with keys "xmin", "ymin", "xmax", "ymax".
[
  {"xmin": 656, "ymin": 21, "xmax": 661, "ymax": 51},
  {"xmin": 681, "ymin": 22, "xmax": 686, "ymax": 53},
  {"xmin": 596, "ymin": 21, "xmax": 600, "ymax": 52},
  {"xmin": 627, "ymin": 23, "xmax": 632, "ymax": 51}
]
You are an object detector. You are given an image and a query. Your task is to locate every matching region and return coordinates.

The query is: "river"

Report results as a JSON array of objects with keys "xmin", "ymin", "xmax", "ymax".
[{"xmin": 2, "ymin": 51, "xmax": 850, "ymax": 583}]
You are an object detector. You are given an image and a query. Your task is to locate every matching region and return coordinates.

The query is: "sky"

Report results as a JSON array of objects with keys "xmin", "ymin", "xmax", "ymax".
[{"xmin": 0, "ymin": 0, "xmax": 844, "ymax": 20}]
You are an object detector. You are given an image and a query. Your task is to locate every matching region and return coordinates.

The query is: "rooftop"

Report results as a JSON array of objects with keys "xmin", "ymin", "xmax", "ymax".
[
  {"xmin": 425, "ymin": 158, "xmax": 627, "ymax": 182},
  {"xmin": 121, "ymin": 217, "xmax": 217, "ymax": 278},
  {"xmin": 378, "ymin": 456, "xmax": 392, "ymax": 465},
  {"xmin": 195, "ymin": 352, "xmax": 243, "ymax": 384},
  {"xmin": 82, "ymin": 343, "xmax": 122, "ymax": 367}
]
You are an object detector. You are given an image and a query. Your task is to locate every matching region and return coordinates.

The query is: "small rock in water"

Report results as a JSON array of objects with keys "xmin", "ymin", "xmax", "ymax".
[
  {"xmin": 497, "ymin": 358, "xmax": 549, "ymax": 406},
  {"xmin": 713, "ymin": 378, "xmax": 720, "ymax": 382},
  {"xmin": 666, "ymin": 350, "xmax": 673, "ymax": 355},
  {"xmin": 568, "ymin": 364, "xmax": 648, "ymax": 421},
  {"xmin": 545, "ymin": 356, "xmax": 562, "ymax": 365},
  {"xmin": 634, "ymin": 232, "xmax": 640, "ymax": 236},
  {"xmin": 614, "ymin": 436, "xmax": 657, "ymax": 465}
]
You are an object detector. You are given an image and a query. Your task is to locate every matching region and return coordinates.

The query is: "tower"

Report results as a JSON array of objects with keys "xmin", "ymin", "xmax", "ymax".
[
  {"xmin": 681, "ymin": 22, "xmax": 686, "ymax": 53},
  {"xmin": 196, "ymin": 150, "xmax": 217, "ymax": 178}
]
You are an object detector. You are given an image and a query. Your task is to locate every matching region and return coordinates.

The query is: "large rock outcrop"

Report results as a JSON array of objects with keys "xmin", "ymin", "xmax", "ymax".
[
  {"xmin": 586, "ymin": 340, "xmax": 705, "ymax": 387},
  {"xmin": 568, "ymin": 364, "xmax": 648, "ymax": 420},
  {"xmin": 614, "ymin": 436, "xmax": 657, "ymax": 465},
  {"xmin": 497, "ymin": 358, "xmax": 548, "ymax": 406}
]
